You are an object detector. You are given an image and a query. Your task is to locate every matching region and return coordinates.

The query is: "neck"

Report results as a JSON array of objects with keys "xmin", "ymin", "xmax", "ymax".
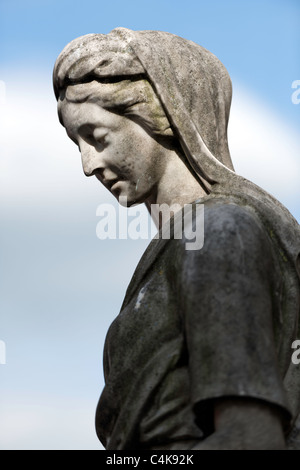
[{"xmin": 145, "ymin": 148, "xmax": 207, "ymax": 229}]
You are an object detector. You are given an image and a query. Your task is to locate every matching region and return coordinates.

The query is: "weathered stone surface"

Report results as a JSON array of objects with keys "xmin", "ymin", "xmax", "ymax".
[{"xmin": 53, "ymin": 28, "xmax": 300, "ymax": 450}]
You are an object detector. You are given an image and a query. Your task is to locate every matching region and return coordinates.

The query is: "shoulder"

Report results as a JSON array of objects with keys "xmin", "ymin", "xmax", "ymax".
[
  {"xmin": 168, "ymin": 199, "xmax": 276, "ymax": 276},
  {"xmin": 177, "ymin": 198, "xmax": 272, "ymax": 251},
  {"xmin": 203, "ymin": 199, "xmax": 266, "ymax": 237}
]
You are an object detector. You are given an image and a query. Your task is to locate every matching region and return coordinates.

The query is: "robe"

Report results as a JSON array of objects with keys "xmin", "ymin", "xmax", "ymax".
[{"xmin": 96, "ymin": 191, "xmax": 300, "ymax": 450}]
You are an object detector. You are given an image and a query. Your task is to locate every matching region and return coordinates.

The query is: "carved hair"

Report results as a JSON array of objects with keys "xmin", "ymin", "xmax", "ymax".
[
  {"xmin": 57, "ymin": 78, "xmax": 174, "ymax": 141},
  {"xmin": 53, "ymin": 28, "xmax": 235, "ymax": 188},
  {"xmin": 54, "ymin": 29, "xmax": 300, "ymax": 311}
]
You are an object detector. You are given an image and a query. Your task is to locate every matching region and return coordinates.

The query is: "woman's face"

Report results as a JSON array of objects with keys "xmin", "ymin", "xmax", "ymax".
[{"xmin": 59, "ymin": 96, "xmax": 168, "ymax": 206}]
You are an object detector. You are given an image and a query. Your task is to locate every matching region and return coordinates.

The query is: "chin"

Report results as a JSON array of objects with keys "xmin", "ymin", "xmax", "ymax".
[
  {"xmin": 118, "ymin": 196, "xmax": 143, "ymax": 208},
  {"xmin": 116, "ymin": 191, "xmax": 145, "ymax": 208}
]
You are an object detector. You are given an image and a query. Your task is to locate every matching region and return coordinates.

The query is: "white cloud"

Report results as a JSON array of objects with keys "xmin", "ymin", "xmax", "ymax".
[
  {"xmin": 1, "ymin": 76, "xmax": 299, "ymax": 218},
  {"xmin": 229, "ymin": 83, "xmax": 300, "ymax": 209},
  {"xmin": 0, "ymin": 77, "xmax": 109, "ymax": 207},
  {"xmin": 1, "ymin": 74, "xmax": 299, "ymax": 450},
  {"xmin": 0, "ymin": 393, "xmax": 104, "ymax": 450}
]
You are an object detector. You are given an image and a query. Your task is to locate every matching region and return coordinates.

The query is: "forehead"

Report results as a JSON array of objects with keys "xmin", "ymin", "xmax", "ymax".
[
  {"xmin": 58, "ymin": 98, "xmax": 121, "ymax": 133},
  {"xmin": 63, "ymin": 79, "xmax": 134, "ymax": 107},
  {"xmin": 65, "ymin": 81, "xmax": 104, "ymax": 102}
]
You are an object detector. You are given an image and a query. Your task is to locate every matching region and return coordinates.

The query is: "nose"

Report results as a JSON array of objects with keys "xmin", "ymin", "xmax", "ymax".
[{"xmin": 79, "ymin": 139, "xmax": 103, "ymax": 177}]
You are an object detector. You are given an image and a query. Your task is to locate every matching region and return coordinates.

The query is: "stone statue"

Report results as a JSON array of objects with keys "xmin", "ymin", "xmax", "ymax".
[{"xmin": 53, "ymin": 28, "xmax": 300, "ymax": 450}]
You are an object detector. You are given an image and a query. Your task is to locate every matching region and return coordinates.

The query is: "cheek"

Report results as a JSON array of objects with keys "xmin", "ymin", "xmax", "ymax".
[
  {"xmin": 111, "ymin": 122, "xmax": 162, "ymax": 184},
  {"xmin": 112, "ymin": 135, "xmax": 145, "ymax": 173}
]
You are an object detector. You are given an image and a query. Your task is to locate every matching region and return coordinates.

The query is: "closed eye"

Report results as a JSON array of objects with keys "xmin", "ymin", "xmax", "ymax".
[
  {"xmin": 79, "ymin": 124, "xmax": 95, "ymax": 145},
  {"xmin": 79, "ymin": 124, "xmax": 108, "ymax": 150}
]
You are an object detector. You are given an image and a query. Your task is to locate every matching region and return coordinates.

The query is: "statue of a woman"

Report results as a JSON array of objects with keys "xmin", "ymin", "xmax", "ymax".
[{"xmin": 53, "ymin": 28, "xmax": 300, "ymax": 450}]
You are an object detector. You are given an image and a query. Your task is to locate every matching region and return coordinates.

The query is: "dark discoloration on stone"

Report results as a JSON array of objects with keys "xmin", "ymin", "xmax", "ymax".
[{"xmin": 53, "ymin": 28, "xmax": 300, "ymax": 450}]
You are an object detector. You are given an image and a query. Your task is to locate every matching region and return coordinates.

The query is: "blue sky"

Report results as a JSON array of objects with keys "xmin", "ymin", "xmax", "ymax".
[
  {"xmin": 1, "ymin": 0, "xmax": 299, "ymax": 121},
  {"xmin": 0, "ymin": 0, "xmax": 299, "ymax": 450}
]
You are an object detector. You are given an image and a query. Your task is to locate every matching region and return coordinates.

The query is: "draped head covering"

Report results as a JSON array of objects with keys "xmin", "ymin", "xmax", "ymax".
[
  {"xmin": 53, "ymin": 26, "xmax": 299, "ymax": 272},
  {"xmin": 53, "ymin": 28, "xmax": 300, "ymax": 436},
  {"xmin": 53, "ymin": 27, "xmax": 234, "ymax": 186}
]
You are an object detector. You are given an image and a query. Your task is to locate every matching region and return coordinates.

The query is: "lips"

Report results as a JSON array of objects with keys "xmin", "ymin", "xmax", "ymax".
[
  {"xmin": 102, "ymin": 178, "xmax": 113, "ymax": 185},
  {"xmin": 109, "ymin": 180, "xmax": 120, "ymax": 190},
  {"xmin": 95, "ymin": 172, "xmax": 120, "ymax": 190}
]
